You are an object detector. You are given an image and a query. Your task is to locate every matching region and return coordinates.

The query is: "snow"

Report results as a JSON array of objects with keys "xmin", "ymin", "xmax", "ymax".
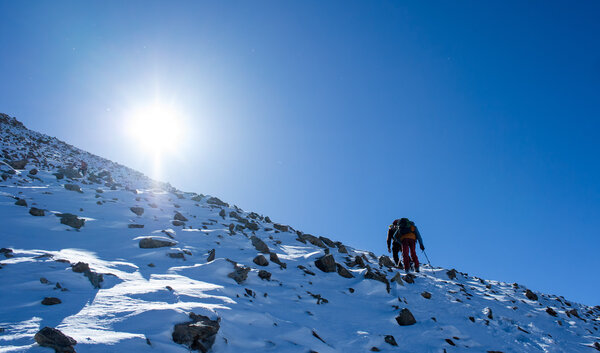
[{"xmin": 0, "ymin": 117, "xmax": 599, "ymax": 352}]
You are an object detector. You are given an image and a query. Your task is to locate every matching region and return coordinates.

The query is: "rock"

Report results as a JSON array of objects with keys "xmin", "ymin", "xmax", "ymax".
[
  {"xmin": 273, "ymin": 223, "xmax": 289, "ymax": 232},
  {"xmin": 174, "ymin": 212, "xmax": 188, "ymax": 222},
  {"xmin": 29, "ymin": 207, "xmax": 45, "ymax": 216},
  {"xmin": 9, "ymin": 159, "xmax": 27, "ymax": 169},
  {"xmin": 58, "ymin": 167, "xmax": 82, "ymax": 179},
  {"xmin": 206, "ymin": 197, "xmax": 228, "ymax": 207},
  {"xmin": 191, "ymin": 194, "xmax": 203, "ymax": 202},
  {"xmin": 253, "ymin": 255, "xmax": 269, "ymax": 266},
  {"xmin": 247, "ymin": 222, "xmax": 259, "ymax": 231},
  {"xmin": 128, "ymin": 223, "xmax": 144, "ymax": 228},
  {"xmin": 264, "ymin": 216, "xmax": 272, "ymax": 223},
  {"xmin": 168, "ymin": 252, "xmax": 185, "ymax": 259},
  {"xmin": 172, "ymin": 220, "xmax": 185, "ymax": 226},
  {"xmin": 130, "ymin": 207, "xmax": 144, "ymax": 216},
  {"xmin": 336, "ymin": 263, "xmax": 354, "ymax": 278},
  {"xmin": 219, "ymin": 209, "xmax": 226, "ymax": 218},
  {"xmin": 269, "ymin": 252, "xmax": 287, "ymax": 268},
  {"xmin": 396, "ymin": 308, "xmax": 417, "ymax": 326},
  {"xmin": 391, "ymin": 272, "xmax": 404, "ymax": 285},
  {"xmin": 351, "ymin": 255, "xmax": 366, "ymax": 268},
  {"xmin": 207, "ymin": 249, "xmax": 215, "ymax": 262},
  {"xmin": 485, "ymin": 307, "xmax": 493, "ymax": 319},
  {"xmin": 371, "ymin": 347, "xmax": 381, "ymax": 352},
  {"xmin": 525, "ymin": 289, "xmax": 538, "ymax": 301},
  {"xmin": 445, "ymin": 338, "xmax": 456, "ymax": 346},
  {"xmin": 384, "ymin": 335, "xmax": 398, "ymax": 346},
  {"xmin": 64, "ymin": 184, "xmax": 82, "ymax": 193},
  {"xmin": 403, "ymin": 274, "xmax": 416, "ymax": 284},
  {"xmin": 29, "ymin": 168, "xmax": 38, "ymax": 175},
  {"xmin": 172, "ymin": 313, "xmax": 220, "ymax": 353},
  {"xmin": 378, "ymin": 255, "xmax": 395, "ymax": 268},
  {"xmin": 298, "ymin": 265, "xmax": 316, "ymax": 276},
  {"xmin": 336, "ymin": 243, "xmax": 348, "ymax": 253},
  {"xmin": 546, "ymin": 307, "xmax": 558, "ymax": 317},
  {"xmin": 250, "ymin": 235, "xmax": 270, "ymax": 253},
  {"xmin": 71, "ymin": 262, "xmax": 103, "ymax": 288},
  {"xmin": 41, "ymin": 297, "xmax": 62, "ymax": 305},
  {"xmin": 301, "ymin": 234, "xmax": 327, "ymax": 248},
  {"xmin": 34, "ymin": 327, "xmax": 77, "ymax": 353},
  {"xmin": 319, "ymin": 236, "xmax": 336, "ymax": 247},
  {"xmin": 593, "ymin": 342, "xmax": 600, "ymax": 351},
  {"xmin": 15, "ymin": 198, "xmax": 27, "ymax": 206},
  {"xmin": 314, "ymin": 254, "xmax": 336, "ymax": 273},
  {"xmin": 447, "ymin": 269, "xmax": 458, "ymax": 280},
  {"xmin": 40, "ymin": 277, "xmax": 50, "ymax": 284},
  {"xmin": 365, "ymin": 268, "xmax": 390, "ymax": 293},
  {"xmin": 258, "ymin": 270, "xmax": 271, "ymax": 280},
  {"xmin": 56, "ymin": 213, "xmax": 85, "ymax": 229},
  {"xmin": 421, "ymin": 291, "xmax": 432, "ymax": 299},
  {"xmin": 228, "ymin": 265, "xmax": 251, "ymax": 284},
  {"xmin": 139, "ymin": 238, "xmax": 176, "ymax": 248}
]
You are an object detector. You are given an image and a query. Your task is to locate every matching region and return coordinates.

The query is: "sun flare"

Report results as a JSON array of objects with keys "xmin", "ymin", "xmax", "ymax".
[{"xmin": 126, "ymin": 103, "xmax": 183, "ymax": 155}]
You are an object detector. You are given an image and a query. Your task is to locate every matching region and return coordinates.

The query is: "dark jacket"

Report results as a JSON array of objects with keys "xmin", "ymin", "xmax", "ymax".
[{"xmin": 387, "ymin": 224, "xmax": 424, "ymax": 249}]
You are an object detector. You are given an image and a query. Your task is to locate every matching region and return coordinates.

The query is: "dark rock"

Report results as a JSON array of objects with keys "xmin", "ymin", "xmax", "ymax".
[
  {"xmin": 403, "ymin": 274, "xmax": 416, "ymax": 284},
  {"xmin": 445, "ymin": 338, "xmax": 456, "ymax": 346},
  {"xmin": 41, "ymin": 297, "xmax": 62, "ymax": 305},
  {"xmin": 447, "ymin": 269, "xmax": 458, "ymax": 280},
  {"xmin": 336, "ymin": 263, "xmax": 354, "ymax": 278},
  {"xmin": 174, "ymin": 212, "xmax": 188, "ymax": 222},
  {"xmin": 64, "ymin": 184, "xmax": 83, "ymax": 193},
  {"xmin": 314, "ymin": 254, "xmax": 336, "ymax": 273},
  {"xmin": 206, "ymin": 197, "xmax": 228, "ymax": 207},
  {"xmin": 384, "ymin": 335, "xmax": 398, "ymax": 346},
  {"xmin": 546, "ymin": 307, "xmax": 558, "ymax": 317},
  {"xmin": 191, "ymin": 194, "xmax": 203, "ymax": 202},
  {"xmin": 301, "ymin": 234, "xmax": 327, "ymax": 248},
  {"xmin": 29, "ymin": 207, "xmax": 45, "ymax": 216},
  {"xmin": 336, "ymin": 243, "xmax": 348, "ymax": 253},
  {"xmin": 264, "ymin": 216, "xmax": 272, "ymax": 223},
  {"xmin": 396, "ymin": 308, "xmax": 417, "ymax": 326},
  {"xmin": 207, "ymin": 249, "xmax": 215, "ymax": 262},
  {"xmin": 350, "ymin": 255, "xmax": 366, "ymax": 268},
  {"xmin": 269, "ymin": 252, "xmax": 287, "ymax": 268},
  {"xmin": 298, "ymin": 265, "xmax": 315, "ymax": 276},
  {"xmin": 365, "ymin": 268, "xmax": 390, "ymax": 293},
  {"xmin": 525, "ymin": 289, "xmax": 538, "ymax": 301},
  {"xmin": 40, "ymin": 277, "xmax": 50, "ymax": 284},
  {"xmin": 130, "ymin": 207, "xmax": 144, "ymax": 216},
  {"xmin": 168, "ymin": 252, "xmax": 185, "ymax": 259},
  {"xmin": 1, "ymin": 248, "xmax": 14, "ymax": 258},
  {"xmin": 370, "ymin": 347, "xmax": 381, "ymax": 352},
  {"xmin": 258, "ymin": 270, "xmax": 271, "ymax": 280},
  {"xmin": 378, "ymin": 255, "xmax": 395, "ymax": 268},
  {"xmin": 29, "ymin": 168, "xmax": 38, "ymax": 175},
  {"xmin": 128, "ymin": 223, "xmax": 144, "ymax": 228},
  {"xmin": 319, "ymin": 236, "xmax": 336, "ymax": 247},
  {"xmin": 172, "ymin": 220, "xmax": 185, "ymax": 226},
  {"xmin": 34, "ymin": 327, "xmax": 77, "ymax": 353},
  {"xmin": 172, "ymin": 313, "xmax": 220, "ymax": 353},
  {"xmin": 228, "ymin": 265, "xmax": 251, "ymax": 284},
  {"xmin": 593, "ymin": 342, "xmax": 600, "ymax": 351},
  {"xmin": 219, "ymin": 209, "xmax": 226, "ymax": 218},
  {"xmin": 58, "ymin": 167, "xmax": 82, "ymax": 179},
  {"xmin": 56, "ymin": 213, "xmax": 85, "ymax": 229},
  {"xmin": 253, "ymin": 255, "xmax": 269, "ymax": 266},
  {"xmin": 139, "ymin": 238, "xmax": 176, "ymax": 248},
  {"xmin": 71, "ymin": 262, "xmax": 103, "ymax": 288},
  {"xmin": 273, "ymin": 223, "xmax": 289, "ymax": 232},
  {"xmin": 15, "ymin": 198, "xmax": 27, "ymax": 206},
  {"xmin": 485, "ymin": 307, "xmax": 493, "ymax": 319},
  {"xmin": 421, "ymin": 291, "xmax": 432, "ymax": 299},
  {"xmin": 250, "ymin": 236, "xmax": 270, "ymax": 253},
  {"xmin": 247, "ymin": 222, "xmax": 259, "ymax": 231},
  {"xmin": 391, "ymin": 272, "xmax": 403, "ymax": 285},
  {"xmin": 9, "ymin": 159, "xmax": 27, "ymax": 169}
]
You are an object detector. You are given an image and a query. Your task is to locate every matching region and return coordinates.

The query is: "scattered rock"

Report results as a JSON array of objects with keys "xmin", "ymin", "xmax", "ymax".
[
  {"xmin": 319, "ymin": 236, "xmax": 336, "ymax": 247},
  {"xmin": 9, "ymin": 159, "xmax": 27, "ymax": 169},
  {"xmin": 403, "ymin": 274, "xmax": 416, "ymax": 284},
  {"xmin": 447, "ymin": 269, "xmax": 458, "ymax": 280},
  {"xmin": 269, "ymin": 252, "xmax": 286, "ymax": 268},
  {"xmin": 273, "ymin": 223, "xmax": 289, "ymax": 232},
  {"xmin": 336, "ymin": 263, "xmax": 354, "ymax": 278},
  {"xmin": 128, "ymin": 224, "xmax": 144, "ymax": 229},
  {"xmin": 485, "ymin": 307, "xmax": 494, "ymax": 319},
  {"xmin": 396, "ymin": 308, "xmax": 417, "ymax": 326},
  {"xmin": 421, "ymin": 291, "xmax": 432, "ymax": 299},
  {"xmin": 546, "ymin": 307, "xmax": 558, "ymax": 317},
  {"xmin": 41, "ymin": 297, "xmax": 62, "ymax": 305},
  {"xmin": 336, "ymin": 243, "xmax": 348, "ymax": 253},
  {"xmin": 391, "ymin": 272, "xmax": 404, "ymax": 285},
  {"xmin": 365, "ymin": 268, "xmax": 390, "ymax": 293},
  {"xmin": 253, "ymin": 255, "xmax": 269, "ymax": 266},
  {"xmin": 64, "ymin": 184, "xmax": 82, "ymax": 193},
  {"xmin": 174, "ymin": 212, "xmax": 188, "ymax": 222},
  {"xmin": 172, "ymin": 220, "xmax": 185, "ymax": 226},
  {"xmin": 172, "ymin": 313, "xmax": 220, "ymax": 353},
  {"xmin": 207, "ymin": 249, "xmax": 215, "ymax": 262},
  {"xmin": 40, "ymin": 277, "xmax": 50, "ymax": 284},
  {"xmin": 228, "ymin": 265, "xmax": 251, "ymax": 284},
  {"xmin": 525, "ymin": 289, "xmax": 538, "ymax": 301},
  {"xmin": 384, "ymin": 335, "xmax": 398, "ymax": 346},
  {"xmin": 314, "ymin": 254, "xmax": 336, "ymax": 273},
  {"xmin": 34, "ymin": 327, "xmax": 77, "ymax": 353},
  {"xmin": 168, "ymin": 252, "xmax": 185, "ymax": 259},
  {"xmin": 29, "ymin": 168, "xmax": 38, "ymax": 175},
  {"xmin": 71, "ymin": 262, "xmax": 103, "ymax": 288},
  {"xmin": 139, "ymin": 238, "xmax": 176, "ymax": 248},
  {"xmin": 298, "ymin": 265, "xmax": 315, "ymax": 276},
  {"xmin": 445, "ymin": 338, "xmax": 456, "ymax": 346},
  {"xmin": 379, "ymin": 255, "xmax": 395, "ymax": 268},
  {"xmin": 29, "ymin": 207, "xmax": 45, "ymax": 216},
  {"xmin": 56, "ymin": 213, "xmax": 85, "ymax": 229},
  {"xmin": 130, "ymin": 207, "xmax": 144, "ymax": 216},
  {"xmin": 0, "ymin": 248, "xmax": 14, "ymax": 258},
  {"xmin": 15, "ymin": 198, "xmax": 27, "ymax": 207},
  {"xmin": 258, "ymin": 270, "xmax": 271, "ymax": 280},
  {"xmin": 250, "ymin": 235, "xmax": 270, "ymax": 253}
]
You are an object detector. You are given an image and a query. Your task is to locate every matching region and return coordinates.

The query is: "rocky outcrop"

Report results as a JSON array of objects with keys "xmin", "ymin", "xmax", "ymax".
[
  {"xmin": 8, "ymin": 159, "xmax": 27, "ymax": 169},
  {"xmin": 250, "ymin": 236, "xmax": 269, "ymax": 254},
  {"xmin": 447, "ymin": 269, "xmax": 458, "ymax": 280},
  {"xmin": 269, "ymin": 252, "xmax": 287, "ymax": 268},
  {"xmin": 139, "ymin": 238, "xmax": 176, "ymax": 248},
  {"xmin": 72, "ymin": 262, "xmax": 103, "ymax": 288},
  {"xmin": 206, "ymin": 197, "xmax": 228, "ymax": 207},
  {"xmin": 314, "ymin": 254, "xmax": 336, "ymax": 273},
  {"xmin": 378, "ymin": 255, "xmax": 395, "ymax": 268},
  {"xmin": 29, "ymin": 207, "xmax": 45, "ymax": 216},
  {"xmin": 56, "ymin": 213, "xmax": 85, "ymax": 229},
  {"xmin": 525, "ymin": 289, "xmax": 538, "ymax": 301},
  {"xmin": 319, "ymin": 236, "xmax": 336, "ymax": 247},
  {"xmin": 365, "ymin": 267, "xmax": 390, "ymax": 292},
  {"xmin": 258, "ymin": 270, "xmax": 272, "ymax": 280},
  {"xmin": 228, "ymin": 264, "xmax": 251, "ymax": 284},
  {"xmin": 207, "ymin": 249, "xmax": 215, "ymax": 262},
  {"xmin": 336, "ymin": 263, "xmax": 354, "ymax": 278},
  {"xmin": 15, "ymin": 198, "xmax": 27, "ymax": 207},
  {"xmin": 172, "ymin": 313, "xmax": 220, "ymax": 353},
  {"xmin": 64, "ymin": 184, "xmax": 82, "ymax": 193},
  {"xmin": 34, "ymin": 327, "xmax": 77, "ymax": 353},
  {"xmin": 253, "ymin": 255, "xmax": 269, "ymax": 266}
]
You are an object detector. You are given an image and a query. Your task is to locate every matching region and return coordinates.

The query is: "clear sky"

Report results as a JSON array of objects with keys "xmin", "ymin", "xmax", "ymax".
[{"xmin": 1, "ymin": 1, "xmax": 598, "ymax": 305}]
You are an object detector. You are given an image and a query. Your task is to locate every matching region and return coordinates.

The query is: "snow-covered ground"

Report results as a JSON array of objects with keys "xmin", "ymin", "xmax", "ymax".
[{"xmin": 1, "ymin": 113, "xmax": 599, "ymax": 353}]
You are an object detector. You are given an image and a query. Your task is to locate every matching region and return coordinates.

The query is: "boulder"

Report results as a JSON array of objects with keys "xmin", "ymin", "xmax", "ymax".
[
  {"xmin": 9, "ymin": 159, "xmax": 27, "ymax": 169},
  {"xmin": 34, "ymin": 327, "xmax": 77, "ymax": 353},
  {"xmin": 365, "ymin": 268, "xmax": 390, "ymax": 292},
  {"xmin": 253, "ymin": 255, "xmax": 269, "ymax": 266},
  {"xmin": 128, "ymin": 224, "xmax": 144, "ymax": 229},
  {"xmin": 168, "ymin": 252, "xmax": 185, "ymax": 259},
  {"xmin": 247, "ymin": 222, "xmax": 259, "ymax": 231},
  {"xmin": 525, "ymin": 289, "xmax": 538, "ymax": 301},
  {"xmin": 218, "ymin": 209, "xmax": 226, "ymax": 218},
  {"xmin": 378, "ymin": 255, "xmax": 395, "ymax": 268},
  {"xmin": 41, "ymin": 297, "xmax": 62, "ymax": 305},
  {"xmin": 396, "ymin": 308, "xmax": 416, "ymax": 326},
  {"xmin": 139, "ymin": 238, "xmax": 176, "ymax": 248},
  {"xmin": 258, "ymin": 270, "xmax": 272, "ymax": 280},
  {"xmin": 15, "ymin": 198, "xmax": 27, "ymax": 207},
  {"xmin": 273, "ymin": 223, "xmax": 289, "ymax": 232},
  {"xmin": 384, "ymin": 335, "xmax": 398, "ymax": 346},
  {"xmin": 446, "ymin": 269, "xmax": 458, "ymax": 280},
  {"xmin": 250, "ymin": 236, "xmax": 270, "ymax": 254},
  {"xmin": 269, "ymin": 252, "xmax": 287, "ymax": 268},
  {"xmin": 207, "ymin": 249, "xmax": 215, "ymax": 262},
  {"xmin": 29, "ymin": 168, "xmax": 38, "ymax": 175},
  {"xmin": 319, "ymin": 236, "xmax": 336, "ymax": 247},
  {"xmin": 71, "ymin": 262, "xmax": 103, "ymax": 288},
  {"xmin": 314, "ymin": 254, "xmax": 336, "ymax": 273},
  {"xmin": 403, "ymin": 274, "xmax": 416, "ymax": 284},
  {"xmin": 64, "ymin": 184, "xmax": 82, "ymax": 193},
  {"xmin": 130, "ymin": 207, "xmax": 144, "ymax": 216},
  {"xmin": 301, "ymin": 234, "xmax": 327, "ymax": 248},
  {"xmin": 172, "ymin": 313, "xmax": 220, "ymax": 353},
  {"xmin": 174, "ymin": 212, "xmax": 188, "ymax": 222},
  {"xmin": 206, "ymin": 197, "xmax": 228, "ymax": 207},
  {"xmin": 391, "ymin": 272, "xmax": 403, "ymax": 285},
  {"xmin": 29, "ymin": 207, "xmax": 45, "ymax": 216},
  {"xmin": 336, "ymin": 243, "xmax": 348, "ymax": 253},
  {"xmin": 228, "ymin": 265, "xmax": 251, "ymax": 284},
  {"xmin": 172, "ymin": 220, "xmax": 185, "ymax": 226},
  {"xmin": 546, "ymin": 307, "xmax": 558, "ymax": 317},
  {"xmin": 58, "ymin": 167, "xmax": 82, "ymax": 179},
  {"xmin": 336, "ymin": 263, "xmax": 354, "ymax": 278},
  {"xmin": 421, "ymin": 291, "xmax": 432, "ymax": 299},
  {"xmin": 56, "ymin": 213, "xmax": 85, "ymax": 229}
]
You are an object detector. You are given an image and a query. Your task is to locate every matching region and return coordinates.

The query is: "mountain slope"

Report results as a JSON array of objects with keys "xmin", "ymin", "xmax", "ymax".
[{"xmin": 0, "ymin": 113, "xmax": 599, "ymax": 353}]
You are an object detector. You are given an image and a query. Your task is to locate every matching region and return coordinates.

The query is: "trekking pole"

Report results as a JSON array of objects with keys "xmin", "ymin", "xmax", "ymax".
[{"xmin": 422, "ymin": 250, "xmax": 436, "ymax": 278}]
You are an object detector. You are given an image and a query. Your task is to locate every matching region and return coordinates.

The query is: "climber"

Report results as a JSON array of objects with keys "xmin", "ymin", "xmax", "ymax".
[
  {"xmin": 387, "ymin": 218, "xmax": 425, "ymax": 272},
  {"xmin": 386, "ymin": 219, "xmax": 403, "ymax": 268},
  {"xmin": 78, "ymin": 160, "xmax": 88, "ymax": 176}
]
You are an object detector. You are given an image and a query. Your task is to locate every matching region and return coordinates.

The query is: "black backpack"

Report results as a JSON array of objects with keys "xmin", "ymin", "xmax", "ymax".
[{"xmin": 393, "ymin": 218, "xmax": 414, "ymax": 242}]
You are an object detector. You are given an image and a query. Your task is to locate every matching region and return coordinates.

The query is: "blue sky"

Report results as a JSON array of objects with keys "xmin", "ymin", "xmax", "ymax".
[{"xmin": 1, "ymin": 1, "xmax": 599, "ymax": 305}]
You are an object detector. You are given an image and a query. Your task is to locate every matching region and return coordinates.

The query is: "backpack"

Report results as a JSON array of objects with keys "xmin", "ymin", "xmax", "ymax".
[{"xmin": 392, "ymin": 218, "xmax": 414, "ymax": 242}]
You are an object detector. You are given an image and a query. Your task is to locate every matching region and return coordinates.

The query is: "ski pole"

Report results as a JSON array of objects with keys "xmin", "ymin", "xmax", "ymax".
[{"xmin": 422, "ymin": 250, "xmax": 436, "ymax": 278}]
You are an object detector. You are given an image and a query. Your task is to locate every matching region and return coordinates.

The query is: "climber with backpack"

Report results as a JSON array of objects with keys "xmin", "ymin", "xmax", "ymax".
[{"xmin": 387, "ymin": 218, "xmax": 425, "ymax": 272}]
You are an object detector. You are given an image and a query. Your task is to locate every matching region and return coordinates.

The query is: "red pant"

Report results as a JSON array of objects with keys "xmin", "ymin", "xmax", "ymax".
[{"xmin": 401, "ymin": 238, "xmax": 419, "ymax": 271}]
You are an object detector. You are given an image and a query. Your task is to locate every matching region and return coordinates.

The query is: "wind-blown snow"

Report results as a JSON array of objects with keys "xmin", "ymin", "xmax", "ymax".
[{"xmin": 0, "ymin": 114, "xmax": 599, "ymax": 352}]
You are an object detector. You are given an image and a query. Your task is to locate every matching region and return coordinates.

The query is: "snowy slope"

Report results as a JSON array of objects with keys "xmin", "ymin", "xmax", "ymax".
[{"xmin": 0, "ymin": 113, "xmax": 599, "ymax": 353}]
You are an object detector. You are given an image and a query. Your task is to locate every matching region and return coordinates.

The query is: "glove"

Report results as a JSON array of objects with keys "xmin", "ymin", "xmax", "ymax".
[
  {"xmin": 387, "ymin": 247, "xmax": 391, "ymax": 253},
  {"xmin": 420, "ymin": 245, "xmax": 425, "ymax": 251}
]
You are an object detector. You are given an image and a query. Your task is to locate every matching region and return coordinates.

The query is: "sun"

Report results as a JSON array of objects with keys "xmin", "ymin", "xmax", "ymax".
[{"xmin": 126, "ymin": 102, "xmax": 183, "ymax": 155}]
